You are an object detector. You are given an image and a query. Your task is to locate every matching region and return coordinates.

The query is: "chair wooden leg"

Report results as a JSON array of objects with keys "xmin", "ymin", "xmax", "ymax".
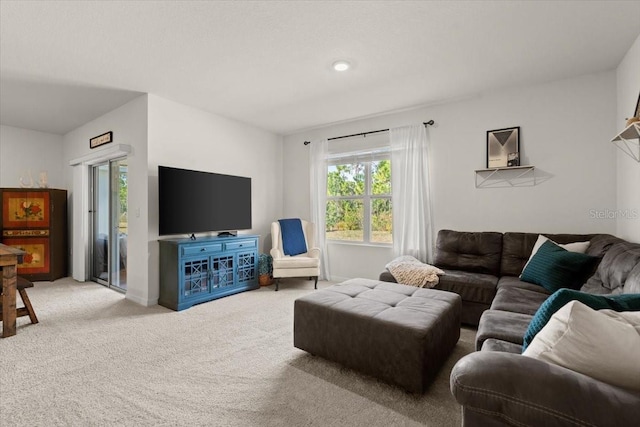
[
  {"xmin": 314, "ymin": 276, "xmax": 318, "ymax": 290},
  {"xmin": 18, "ymin": 288, "xmax": 38, "ymax": 324},
  {"xmin": 275, "ymin": 279, "xmax": 279, "ymax": 292}
]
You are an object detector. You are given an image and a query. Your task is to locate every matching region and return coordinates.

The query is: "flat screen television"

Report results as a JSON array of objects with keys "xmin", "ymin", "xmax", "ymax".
[{"xmin": 158, "ymin": 166, "xmax": 252, "ymax": 236}]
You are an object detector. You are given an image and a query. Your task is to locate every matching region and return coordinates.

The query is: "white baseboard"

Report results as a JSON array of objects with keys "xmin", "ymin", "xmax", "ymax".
[{"xmin": 126, "ymin": 293, "xmax": 158, "ymax": 307}]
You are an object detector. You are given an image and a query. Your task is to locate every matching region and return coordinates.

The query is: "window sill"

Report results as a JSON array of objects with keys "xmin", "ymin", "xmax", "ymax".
[{"xmin": 327, "ymin": 240, "xmax": 393, "ymax": 249}]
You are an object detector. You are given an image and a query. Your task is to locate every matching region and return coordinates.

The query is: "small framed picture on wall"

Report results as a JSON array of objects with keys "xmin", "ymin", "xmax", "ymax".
[{"xmin": 487, "ymin": 127, "xmax": 520, "ymax": 168}]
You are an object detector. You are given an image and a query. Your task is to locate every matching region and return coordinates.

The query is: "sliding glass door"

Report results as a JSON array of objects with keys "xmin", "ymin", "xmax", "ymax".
[{"xmin": 90, "ymin": 158, "xmax": 128, "ymax": 291}]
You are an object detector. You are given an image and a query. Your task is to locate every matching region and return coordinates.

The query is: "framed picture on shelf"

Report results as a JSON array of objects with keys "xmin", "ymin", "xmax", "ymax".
[
  {"xmin": 487, "ymin": 126, "xmax": 520, "ymax": 168},
  {"xmin": 507, "ymin": 152, "xmax": 520, "ymax": 167}
]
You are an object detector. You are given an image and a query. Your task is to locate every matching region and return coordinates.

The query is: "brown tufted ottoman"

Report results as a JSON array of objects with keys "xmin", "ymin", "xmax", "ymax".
[{"xmin": 294, "ymin": 278, "xmax": 461, "ymax": 393}]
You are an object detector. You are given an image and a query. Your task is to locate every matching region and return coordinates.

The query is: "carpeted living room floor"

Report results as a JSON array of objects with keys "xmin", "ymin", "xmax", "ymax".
[{"xmin": 0, "ymin": 277, "xmax": 475, "ymax": 426}]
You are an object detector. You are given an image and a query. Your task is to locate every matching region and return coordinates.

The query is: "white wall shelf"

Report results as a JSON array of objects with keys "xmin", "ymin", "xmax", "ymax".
[
  {"xmin": 475, "ymin": 165, "xmax": 536, "ymax": 188},
  {"xmin": 611, "ymin": 122, "xmax": 640, "ymax": 162}
]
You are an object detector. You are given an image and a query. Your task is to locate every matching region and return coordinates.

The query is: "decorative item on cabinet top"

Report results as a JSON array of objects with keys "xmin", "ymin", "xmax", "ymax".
[
  {"xmin": 38, "ymin": 171, "xmax": 49, "ymax": 188},
  {"xmin": 19, "ymin": 170, "xmax": 34, "ymax": 188}
]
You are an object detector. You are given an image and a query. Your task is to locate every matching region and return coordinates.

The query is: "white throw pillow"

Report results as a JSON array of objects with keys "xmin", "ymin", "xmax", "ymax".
[
  {"xmin": 523, "ymin": 300, "xmax": 640, "ymax": 391},
  {"xmin": 519, "ymin": 235, "xmax": 591, "ymax": 277}
]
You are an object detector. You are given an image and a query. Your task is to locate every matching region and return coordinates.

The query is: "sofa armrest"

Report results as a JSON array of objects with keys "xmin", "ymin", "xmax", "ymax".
[
  {"xmin": 271, "ymin": 247, "xmax": 320, "ymax": 260},
  {"xmin": 379, "ymin": 270, "xmax": 397, "ymax": 283},
  {"xmin": 434, "ymin": 230, "xmax": 503, "ymax": 275},
  {"xmin": 270, "ymin": 248, "xmax": 283, "ymax": 259},
  {"xmin": 307, "ymin": 247, "xmax": 321, "ymax": 259},
  {"xmin": 450, "ymin": 351, "xmax": 640, "ymax": 427}
]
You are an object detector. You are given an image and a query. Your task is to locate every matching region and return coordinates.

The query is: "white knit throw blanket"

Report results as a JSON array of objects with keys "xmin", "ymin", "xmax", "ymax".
[{"xmin": 385, "ymin": 256, "xmax": 445, "ymax": 288}]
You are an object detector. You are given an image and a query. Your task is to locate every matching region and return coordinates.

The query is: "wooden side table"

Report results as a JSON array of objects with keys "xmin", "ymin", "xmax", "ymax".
[{"xmin": 1, "ymin": 243, "xmax": 25, "ymax": 338}]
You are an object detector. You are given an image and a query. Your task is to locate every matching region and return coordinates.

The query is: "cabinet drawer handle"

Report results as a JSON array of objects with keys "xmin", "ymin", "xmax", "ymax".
[{"xmin": 201, "ymin": 248, "xmax": 206, "ymax": 251}]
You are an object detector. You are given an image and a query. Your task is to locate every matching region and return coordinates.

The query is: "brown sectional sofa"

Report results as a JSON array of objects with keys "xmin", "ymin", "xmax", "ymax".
[
  {"xmin": 442, "ymin": 231, "xmax": 640, "ymax": 427},
  {"xmin": 474, "ymin": 233, "xmax": 634, "ymax": 351},
  {"xmin": 380, "ymin": 230, "xmax": 602, "ymax": 325}
]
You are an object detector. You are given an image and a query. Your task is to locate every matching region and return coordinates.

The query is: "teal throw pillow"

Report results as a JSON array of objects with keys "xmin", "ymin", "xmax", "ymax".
[
  {"xmin": 520, "ymin": 240, "xmax": 599, "ymax": 293},
  {"xmin": 522, "ymin": 289, "xmax": 640, "ymax": 351}
]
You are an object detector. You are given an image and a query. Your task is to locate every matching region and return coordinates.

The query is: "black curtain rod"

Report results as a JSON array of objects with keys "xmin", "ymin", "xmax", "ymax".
[{"xmin": 303, "ymin": 120, "xmax": 434, "ymax": 145}]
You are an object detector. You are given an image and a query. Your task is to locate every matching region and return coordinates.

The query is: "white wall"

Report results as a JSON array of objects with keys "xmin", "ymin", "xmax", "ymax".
[
  {"xmin": 59, "ymin": 93, "xmax": 282, "ymax": 307},
  {"xmin": 0, "ymin": 125, "xmax": 64, "ymax": 189},
  {"xmin": 616, "ymin": 34, "xmax": 640, "ymax": 242},
  {"xmin": 62, "ymin": 95, "xmax": 149, "ymax": 305},
  {"xmin": 283, "ymin": 71, "xmax": 618, "ymax": 280},
  {"xmin": 147, "ymin": 95, "xmax": 283, "ymax": 302}
]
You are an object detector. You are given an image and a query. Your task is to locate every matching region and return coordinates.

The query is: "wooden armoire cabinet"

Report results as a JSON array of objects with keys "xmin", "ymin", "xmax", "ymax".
[{"xmin": 0, "ymin": 188, "xmax": 68, "ymax": 281}]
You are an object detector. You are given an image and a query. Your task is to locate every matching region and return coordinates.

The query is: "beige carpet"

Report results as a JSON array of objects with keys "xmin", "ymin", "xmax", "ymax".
[{"xmin": 0, "ymin": 278, "xmax": 475, "ymax": 426}]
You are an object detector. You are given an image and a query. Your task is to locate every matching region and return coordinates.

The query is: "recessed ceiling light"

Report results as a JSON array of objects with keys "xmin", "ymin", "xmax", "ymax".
[{"xmin": 332, "ymin": 60, "xmax": 351, "ymax": 72}]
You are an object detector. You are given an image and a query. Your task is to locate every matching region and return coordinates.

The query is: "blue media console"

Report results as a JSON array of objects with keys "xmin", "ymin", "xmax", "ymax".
[{"xmin": 158, "ymin": 235, "xmax": 259, "ymax": 311}]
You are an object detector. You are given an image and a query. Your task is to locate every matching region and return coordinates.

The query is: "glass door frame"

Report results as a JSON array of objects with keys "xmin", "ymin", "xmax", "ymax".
[{"xmin": 89, "ymin": 157, "xmax": 127, "ymax": 292}]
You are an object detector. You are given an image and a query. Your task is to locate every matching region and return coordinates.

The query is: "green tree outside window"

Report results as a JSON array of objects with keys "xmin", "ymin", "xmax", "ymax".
[{"xmin": 326, "ymin": 159, "xmax": 392, "ymax": 243}]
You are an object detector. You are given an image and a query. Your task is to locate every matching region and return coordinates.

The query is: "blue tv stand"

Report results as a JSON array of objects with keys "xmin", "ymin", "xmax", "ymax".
[{"xmin": 158, "ymin": 235, "xmax": 259, "ymax": 311}]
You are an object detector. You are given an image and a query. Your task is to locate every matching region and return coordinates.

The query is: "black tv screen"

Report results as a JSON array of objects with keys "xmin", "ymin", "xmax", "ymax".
[{"xmin": 158, "ymin": 166, "xmax": 252, "ymax": 236}]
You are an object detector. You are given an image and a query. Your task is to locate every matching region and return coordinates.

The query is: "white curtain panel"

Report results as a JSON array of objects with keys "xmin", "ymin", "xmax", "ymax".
[
  {"xmin": 309, "ymin": 138, "xmax": 331, "ymax": 280},
  {"xmin": 390, "ymin": 124, "xmax": 434, "ymax": 262}
]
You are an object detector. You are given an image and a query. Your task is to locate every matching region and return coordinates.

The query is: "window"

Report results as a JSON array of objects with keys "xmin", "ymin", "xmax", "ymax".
[{"xmin": 326, "ymin": 157, "xmax": 392, "ymax": 244}]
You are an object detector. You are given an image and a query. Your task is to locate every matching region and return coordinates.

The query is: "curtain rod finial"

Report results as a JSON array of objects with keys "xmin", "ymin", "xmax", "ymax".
[
  {"xmin": 425, "ymin": 120, "xmax": 434, "ymax": 126},
  {"xmin": 303, "ymin": 141, "xmax": 311, "ymax": 145}
]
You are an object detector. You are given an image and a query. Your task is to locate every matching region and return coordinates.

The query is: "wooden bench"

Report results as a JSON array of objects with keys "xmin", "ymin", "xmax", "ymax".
[{"xmin": 0, "ymin": 276, "xmax": 38, "ymax": 326}]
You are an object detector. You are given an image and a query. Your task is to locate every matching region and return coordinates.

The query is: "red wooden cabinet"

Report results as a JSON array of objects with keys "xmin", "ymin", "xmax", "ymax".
[{"xmin": 1, "ymin": 189, "xmax": 67, "ymax": 281}]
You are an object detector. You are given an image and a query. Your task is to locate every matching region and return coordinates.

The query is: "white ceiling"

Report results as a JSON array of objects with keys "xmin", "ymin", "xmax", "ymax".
[{"xmin": 1, "ymin": 1, "xmax": 639, "ymax": 136}]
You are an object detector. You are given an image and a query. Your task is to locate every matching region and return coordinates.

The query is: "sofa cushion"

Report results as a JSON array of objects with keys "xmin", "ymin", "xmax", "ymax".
[
  {"xmin": 490, "ymin": 285, "xmax": 550, "ymax": 316},
  {"xmin": 436, "ymin": 269, "xmax": 498, "ymax": 305},
  {"xmin": 522, "ymin": 288, "xmax": 640, "ymax": 350},
  {"xmin": 520, "ymin": 240, "xmax": 600, "ymax": 293},
  {"xmin": 379, "ymin": 270, "xmax": 395, "ymax": 283},
  {"xmin": 497, "ymin": 275, "xmax": 552, "ymax": 294},
  {"xmin": 523, "ymin": 300, "xmax": 640, "ymax": 392},
  {"xmin": 585, "ymin": 233, "xmax": 625, "ymax": 258},
  {"xmin": 475, "ymin": 310, "xmax": 533, "ymax": 350},
  {"xmin": 379, "ymin": 269, "xmax": 493, "ymax": 325},
  {"xmin": 480, "ymin": 338, "xmax": 523, "ymax": 354},
  {"xmin": 451, "ymin": 350, "xmax": 640, "ymax": 427},
  {"xmin": 625, "ymin": 263, "xmax": 640, "ymax": 295},
  {"xmin": 500, "ymin": 232, "xmax": 596, "ymax": 277},
  {"xmin": 581, "ymin": 242, "xmax": 640, "ymax": 294},
  {"xmin": 520, "ymin": 234, "xmax": 590, "ymax": 277},
  {"xmin": 433, "ymin": 230, "xmax": 503, "ymax": 275}
]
